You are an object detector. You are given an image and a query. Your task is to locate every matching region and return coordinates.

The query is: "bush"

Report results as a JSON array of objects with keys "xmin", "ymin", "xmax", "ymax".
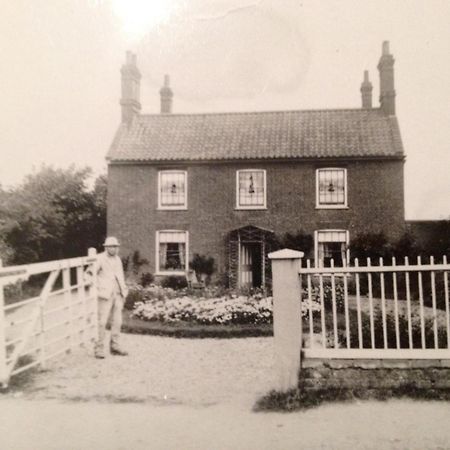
[
  {"xmin": 124, "ymin": 287, "xmax": 144, "ymax": 310},
  {"xmin": 190, "ymin": 254, "xmax": 215, "ymax": 281},
  {"xmin": 161, "ymin": 275, "xmax": 188, "ymax": 290},
  {"xmin": 343, "ymin": 310, "xmax": 448, "ymax": 349},
  {"xmin": 139, "ymin": 272, "xmax": 154, "ymax": 287},
  {"xmin": 350, "ymin": 231, "xmax": 423, "ymax": 262},
  {"xmin": 303, "ymin": 279, "xmax": 345, "ymax": 313},
  {"xmin": 131, "ymin": 250, "xmax": 149, "ymax": 275},
  {"xmin": 272, "ymin": 230, "xmax": 314, "ymax": 256}
]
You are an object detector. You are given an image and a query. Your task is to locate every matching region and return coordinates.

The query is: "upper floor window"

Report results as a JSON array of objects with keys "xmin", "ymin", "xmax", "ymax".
[
  {"xmin": 315, "ymin": 230, "xmax": 349, "ymax": 268},
  {"xmin": 236, "ymin": 169, "xmax": 266, "ymax": 209},
  {"xmin": 156, "ymin": 230, "xmax": 188, "ymax": 274},
  {"xmin": 158, "ymin": 170, "xmax": 187, "ymax": 209},
  {"xmin": 316, "ymin": 168, "xmax": 347, "ymax": 208}
]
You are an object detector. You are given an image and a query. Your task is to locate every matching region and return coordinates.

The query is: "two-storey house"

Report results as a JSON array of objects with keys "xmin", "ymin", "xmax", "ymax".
[{"xmin": 106, "ymin": 42, "xmax": 405, "ymax": 288}]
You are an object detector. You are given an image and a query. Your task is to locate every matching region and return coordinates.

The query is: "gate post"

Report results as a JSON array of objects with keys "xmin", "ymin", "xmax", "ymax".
[
  {"xmin": 0, "ymin": 259, "xmax": 8, "ymax": 388},
  {"xmin": 87, "ymin": 248, "xmax": 98, "ymax": 343},
  {"xmin": 269, "ymin": 249, "xmax": 304, "ymax": 391}
]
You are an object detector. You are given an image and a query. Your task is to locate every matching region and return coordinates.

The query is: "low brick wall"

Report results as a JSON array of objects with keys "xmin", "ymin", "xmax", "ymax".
[{"xmin": 300, "ymin": 359, "xmax": 450, "ymax": 392}]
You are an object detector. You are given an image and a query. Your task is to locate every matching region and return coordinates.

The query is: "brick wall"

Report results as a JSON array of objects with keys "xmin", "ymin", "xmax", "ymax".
[
  {"xmin": 107, "ymin": 159, "xmax": 405, "ymax": 275},
  {"xmin": 301, "ymin": 359, "xmax": 450, "ymax": 392}
]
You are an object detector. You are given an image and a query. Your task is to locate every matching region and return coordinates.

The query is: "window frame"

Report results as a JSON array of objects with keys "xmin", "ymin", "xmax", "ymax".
[
  {"xmin": 314, "ymin": 229, "xmax": 350, "ymax": 268},
  {"xmin": 157, "ymin": 170, "xmax": 188, "ymax": 210},
  {"xmin": 315, "ymin": 167, "xmax": 348, "ymax": 209},
  {"xmin": 235, "ymin": 169, "xmax": 267, "ymax": 210},
  {"xmin": 155, "ymin": 230, "xmax": 189, "ymax": 276}
]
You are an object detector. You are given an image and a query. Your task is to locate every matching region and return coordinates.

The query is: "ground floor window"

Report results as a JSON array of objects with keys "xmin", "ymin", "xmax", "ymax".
[
  {"xmin": 315, "ymin": 230, "xmax": 349, "ymax": 267},
  {"xmin": 156, "ymin": 231, "xmax": 188, "ymax": 274}
]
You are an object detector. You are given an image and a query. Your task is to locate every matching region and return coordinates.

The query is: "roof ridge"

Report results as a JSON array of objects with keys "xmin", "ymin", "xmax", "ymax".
[{"xmin": 138, "ymin": 107, "xmax": 383, "ymax": 118}]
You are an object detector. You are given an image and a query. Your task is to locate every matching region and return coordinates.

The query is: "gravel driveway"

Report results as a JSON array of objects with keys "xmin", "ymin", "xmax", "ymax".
[{"xmin": 13, "ymin": 334, "xmax": 276, "ymax": 408}]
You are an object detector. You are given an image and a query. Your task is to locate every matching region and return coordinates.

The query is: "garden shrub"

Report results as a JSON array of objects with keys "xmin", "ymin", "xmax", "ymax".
[
  {"xmin": 139, "ymin": 272, "xmax": 154, "ymax": 287},
  {"xmin": 124, "ymin": 287, "xmax": 144, "ymax": 310},
  {"xmin": 190, "ymin": 253, "xmax": 215, "ymax": 282},
  {"xmin": 343, "ymin": 310, "xmax": 448, "ymax": 349},
  {"xmin": 131, "ymin": 250, "xmax": 149, "ymax": 275},
  {"xmin": 271, "ymin": 230, "xmax": 314, "ymax": 257},
  {"xmin": 161, "ymin": 275, "xmax": 188, "ymax": 290},
  {"xmin": 303, "ymin": 279, "xmax": 345, "ymax": 314}
]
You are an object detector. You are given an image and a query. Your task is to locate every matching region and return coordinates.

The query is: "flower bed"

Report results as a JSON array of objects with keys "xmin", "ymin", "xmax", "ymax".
[
  {"xmin": 132, "ymin": 291, "xmax": 273, "ymax": 325},
  {"xmin": 129, "ymin": 284, "xmax": 322, "ymax": 327}
]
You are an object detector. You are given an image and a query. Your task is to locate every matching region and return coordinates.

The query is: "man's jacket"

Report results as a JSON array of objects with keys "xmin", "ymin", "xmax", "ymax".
[{"xmin": 92, "ymin": 252, "xmax": 128, "ymax": 300}]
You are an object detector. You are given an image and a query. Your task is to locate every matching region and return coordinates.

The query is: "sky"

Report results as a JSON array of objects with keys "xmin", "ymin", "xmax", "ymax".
[{"xmin": 0, "ymin": 0, "xmax": 449, "ymax": 219}]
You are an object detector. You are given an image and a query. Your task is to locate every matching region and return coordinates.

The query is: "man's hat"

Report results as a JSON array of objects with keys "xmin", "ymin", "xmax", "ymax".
[{"xmin": 103, "ymin": 236, "xmax": 120, "ymax": 247}]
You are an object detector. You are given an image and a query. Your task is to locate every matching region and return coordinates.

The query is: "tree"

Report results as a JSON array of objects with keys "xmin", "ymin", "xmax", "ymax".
[{"xmin": 0, "ymin": 165, "xmax": 107, "ymax": 264}]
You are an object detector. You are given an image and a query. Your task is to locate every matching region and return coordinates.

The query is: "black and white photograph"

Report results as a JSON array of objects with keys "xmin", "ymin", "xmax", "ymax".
[{"xmin": 1, "ymin": 1, "xmax": 449, "ymax": 449}]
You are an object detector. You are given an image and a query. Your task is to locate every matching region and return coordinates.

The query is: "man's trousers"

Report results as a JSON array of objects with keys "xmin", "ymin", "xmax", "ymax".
[{"xmin": 95, "ymin": 284, "xmax": 124, "ymax": 352}]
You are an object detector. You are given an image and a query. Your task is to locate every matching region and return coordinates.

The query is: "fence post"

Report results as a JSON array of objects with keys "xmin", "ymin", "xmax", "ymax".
[
  {"xmin": 0, "ymin": 259, "xmax": 8, "ymax": 388},
  {"xmin": 62, "ymin": 264, "xmax": 73, "ymax": 352},
  {"xmin": 87, "ymin": 248, "xmax": 98, "ymax": 343},
  {"xmin": 268, "ymin": 248, "xmax": 304, "ymax": 391}
]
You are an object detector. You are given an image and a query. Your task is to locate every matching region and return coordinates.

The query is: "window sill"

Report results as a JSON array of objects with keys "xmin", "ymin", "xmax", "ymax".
[
  {"xmin": 157, "ymin": 207, "xmax": 188, "ymax": 211},
  {"xmin": 315, "ymin": 205, "xmax": 349, "ymax": 210},
  {"xmin": 235, "ymin": 207, "xmax": 268, "ymax": 211},
  {"xmin": 155, "ymin": 271, "xmax": 187, "ymax": 276}
]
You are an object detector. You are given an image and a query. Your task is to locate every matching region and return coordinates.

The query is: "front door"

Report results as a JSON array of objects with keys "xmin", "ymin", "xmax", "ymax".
[{"xmin": 239, "ymin": 242, "xmax": 262, "ymax": 288}]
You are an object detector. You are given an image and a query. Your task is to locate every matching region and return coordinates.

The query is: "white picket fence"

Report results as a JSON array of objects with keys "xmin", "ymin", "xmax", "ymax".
[
  {"xmin": 269, "ymin": 249, "xmax": 450, "ymax": 390},
  {"xmin": 0, "ymin": 249, "xmax": 98, "ymax": 388}
]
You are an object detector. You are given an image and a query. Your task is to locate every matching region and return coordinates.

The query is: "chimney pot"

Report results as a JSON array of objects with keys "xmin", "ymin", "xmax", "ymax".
[
  {"xmin": 360, "ymin": 70, "xmax": 373, "ymax": 109},
  {"xmin": 378, "ymin": 41, "xmax": 396, "ymax": 115},
  {"xmin": 160, "ymin": 74, "xmax": 173, "ymax": 114},
  {"xmin": 120, "ymin": 51, "xmax": 141, "ymax": 124}
]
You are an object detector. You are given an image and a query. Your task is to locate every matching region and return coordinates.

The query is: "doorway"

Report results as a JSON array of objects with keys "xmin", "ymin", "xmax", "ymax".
[{"xmin": 239, "ymin": 242, "xmax": 262, "ymax": 288}]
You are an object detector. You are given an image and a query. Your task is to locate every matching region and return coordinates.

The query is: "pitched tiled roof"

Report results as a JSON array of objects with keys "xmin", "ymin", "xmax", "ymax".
[{"xmin": 107, "ymin": 108, "xmax": 404, "ymax": 162}]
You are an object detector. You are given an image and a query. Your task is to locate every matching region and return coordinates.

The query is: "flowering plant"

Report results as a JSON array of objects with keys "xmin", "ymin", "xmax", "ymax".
[
  {"xmin": 129, "ymin": 284, "xmax": 322, "ymax": 325},
  {"xmin": 132, "ymin": 294, "xmax": 273, "ymax": 325}
]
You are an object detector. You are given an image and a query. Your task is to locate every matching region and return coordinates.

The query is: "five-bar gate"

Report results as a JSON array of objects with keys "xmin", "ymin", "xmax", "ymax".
[{"xmin": 0, "ymin": 249, "xmax": 98, "ymax": 388}]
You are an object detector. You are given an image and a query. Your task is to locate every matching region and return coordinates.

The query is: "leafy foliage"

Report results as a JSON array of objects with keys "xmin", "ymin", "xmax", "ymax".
[
  {"xmin": 349, "ymin": 231, "xmax": 423, "ymax": 262},
  {"xmin": 161, "ymin": 275, "xmax": 188, "ymax": 290},
  {"xmin": 271, "ymin": 230, "xmax": 314, "ymax": 256},
  {"xmin": 190, "ymin": 253, "xmax": 215, "ymax": 279},
  {"xmin": 0, "ymin": 165, "xmax": 106, "ymax": 264}
]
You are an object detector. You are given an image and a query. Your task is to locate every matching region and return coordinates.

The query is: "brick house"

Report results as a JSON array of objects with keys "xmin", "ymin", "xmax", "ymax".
[{"xmin": 106, "ymin": 42, "xmax": 405, "ymax": 288}]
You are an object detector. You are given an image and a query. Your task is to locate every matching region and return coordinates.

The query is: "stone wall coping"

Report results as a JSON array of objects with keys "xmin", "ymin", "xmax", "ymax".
[{"xmin": 268, "ymin": 249, "xmax": 304, "ymax": 260}]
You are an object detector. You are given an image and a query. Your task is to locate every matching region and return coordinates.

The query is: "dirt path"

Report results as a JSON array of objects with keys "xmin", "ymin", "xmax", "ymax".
[
  {"xmin": 9, "ymin": 334, "xmax": 276, "ymax": 407},
  {"xmin": 2, "ymin": 335, "xmax": 450, "ymax": 449}
]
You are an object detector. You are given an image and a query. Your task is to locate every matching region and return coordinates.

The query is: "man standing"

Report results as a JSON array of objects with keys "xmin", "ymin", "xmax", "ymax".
[{"xmin": 89, "ymin": 236, "xmax": 129, "ymax": 359}]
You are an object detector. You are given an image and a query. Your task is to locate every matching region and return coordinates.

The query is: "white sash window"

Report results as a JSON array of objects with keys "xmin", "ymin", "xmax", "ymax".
[
  {"xmin": 156, "ymin": 231, "xmax": 188, "ymax": 274},
  {"xmin": 236, "ymin": 169, "xmax": 267, "ymax": 209},
  {"xmin": 315, "ymin": 230, "xmax": 349, "ymax": 268},
  {"xmin": 316, "ymin": 168, "xmax": 347, "ymax": 208},
  {"xmin": 158, "ymin": 170, "xmax": 187, "ymax": 209}
]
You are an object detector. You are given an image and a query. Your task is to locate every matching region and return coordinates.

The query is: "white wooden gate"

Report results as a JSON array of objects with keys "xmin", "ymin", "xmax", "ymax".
[{"xmin": 0, "ymin": 249, "xmax": 98, "ymax": 388}]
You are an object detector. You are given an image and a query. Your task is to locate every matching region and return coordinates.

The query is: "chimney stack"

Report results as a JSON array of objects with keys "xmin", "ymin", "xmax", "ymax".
[
  {"xmin": 120, "ymin": 51, "xmax": 141, "ymax": 125},
  {"xmin": 377, "ymin": 41, "xmax": 396, "ymax": 115},
  {"xmin": 160, "ymin": 74, "xmax": 173, "ymax": 114},
  {"xmin": 360, "ymin": 70, "xmax": 373, "ymax": 108}
]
